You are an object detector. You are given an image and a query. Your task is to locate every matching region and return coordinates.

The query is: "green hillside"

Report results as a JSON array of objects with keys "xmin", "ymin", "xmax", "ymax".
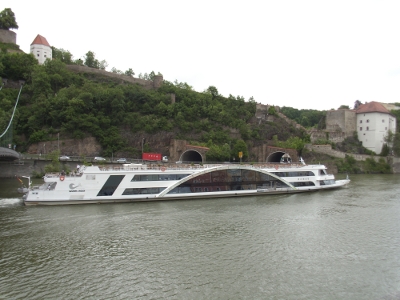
[{"xmin": 0, "ymin": 50, "xmax": 310, "ymax": 161}]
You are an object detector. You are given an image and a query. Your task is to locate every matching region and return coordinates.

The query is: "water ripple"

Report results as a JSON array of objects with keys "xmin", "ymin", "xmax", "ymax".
[{"xmin": 1, "ymin": 175, "xmax": 400, "ymax": 299}]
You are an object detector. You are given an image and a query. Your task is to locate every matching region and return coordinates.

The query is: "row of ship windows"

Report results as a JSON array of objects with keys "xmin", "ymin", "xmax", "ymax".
[
  {"xmin": 131, "ymin": 174, "xmax": 190, "ymax": 181},
  {"xmin": 120, "ymin": 182, "xmax": 319, "ymax": 195},
  {"xmin": 131, "ymin": 172, "xmax": 316, "ymax": 182},
  {"xmin": 273, "ymin": 171, "xmax": 314, "ymax": 177}
]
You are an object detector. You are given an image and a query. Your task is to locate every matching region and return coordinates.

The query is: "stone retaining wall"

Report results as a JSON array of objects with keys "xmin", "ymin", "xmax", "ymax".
[
  {"xmin": 0, "ymin": 29, "xmax": 16, "ymax": 44},
  {"xmin": 306, "ymin": 144, "xmax": 389, "ymax": 163}
]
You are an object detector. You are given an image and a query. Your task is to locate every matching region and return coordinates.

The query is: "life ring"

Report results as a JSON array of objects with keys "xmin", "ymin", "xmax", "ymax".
[
  {"xmin": 161, "ymin": 166, "xmax": 166, "ymax": 172},
  {"xmin": 60, "ymin": 175, "xmax": 65, "ymax": 181}
]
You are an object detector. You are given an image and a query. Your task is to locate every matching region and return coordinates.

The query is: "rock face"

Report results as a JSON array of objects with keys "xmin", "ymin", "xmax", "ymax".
[{"xmin": 27, "ymin": 137, "xmax": 102, "ymax": 156}]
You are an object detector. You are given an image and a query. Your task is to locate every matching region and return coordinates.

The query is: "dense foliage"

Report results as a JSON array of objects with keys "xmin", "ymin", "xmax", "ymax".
[
  {"xmin": 0, "ymin": 8, "xmax": 18, "ymax": 30},
  {"xmin": 280, "ymin": 106, "xmax": 326, "ymax": 129},
  {"xmin": 0, "ymin": 50, "xmax": 264, "ymax": 159}
]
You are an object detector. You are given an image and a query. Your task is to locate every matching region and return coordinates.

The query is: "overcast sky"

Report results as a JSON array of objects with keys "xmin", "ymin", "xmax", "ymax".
[{"xmin": 3, "ymin": 1, "xmax": 400, "ymax": 111}]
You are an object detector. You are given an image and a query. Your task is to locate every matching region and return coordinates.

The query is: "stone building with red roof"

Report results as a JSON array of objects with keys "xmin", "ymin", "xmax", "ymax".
[
  {"xmin": 30, "ymin": 34, "xmax": 52, "ymax": 64},
  {"xmin": 356, "ymin": 101, "xmax": 396, "ymax": 154},
  {"xmin": 319, "ymin": 101, "xmax": 397, "ymax": 154}
]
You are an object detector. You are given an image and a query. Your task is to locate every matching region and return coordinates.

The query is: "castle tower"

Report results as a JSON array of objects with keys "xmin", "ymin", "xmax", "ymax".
[{"xmin": 30, "ymin": 34, "xmax": 52, "ymax": 64}]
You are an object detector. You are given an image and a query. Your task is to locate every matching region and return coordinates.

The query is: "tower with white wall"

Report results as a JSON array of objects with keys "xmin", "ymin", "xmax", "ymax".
[{"xmin": 30, "ymin": 34, "xmax": 52, "ymax": 64}]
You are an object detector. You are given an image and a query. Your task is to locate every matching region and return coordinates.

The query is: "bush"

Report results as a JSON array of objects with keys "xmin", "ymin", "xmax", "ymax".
[{"xmin": 336, "ymin": 155, "xmax": 361, "ymax": 173}]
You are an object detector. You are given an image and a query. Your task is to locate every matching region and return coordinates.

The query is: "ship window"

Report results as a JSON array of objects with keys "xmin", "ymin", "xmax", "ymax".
[
  {"xmin": 122, "ymin": 187, "xmax": 165, "ymax": 195},
  {"xmin": 274, "ymin": 171, "xmax": 314, "ymax": 177},
  {"xmin": 292, "ymin": 182, "xmax": 315, "ymax": 187},
  {"xmin": 167, "ymin": 169, "xmax": 291, "ymax": 194},
  {"xmin": 131, "ymin": 174, "xmax": 189, "ymax": 181},
  {"xmin": 323, "ymin": 180, "xmax": 335, "ymax": 185},
  {"xmin": 97, "ymin": 175, "xmax": 124, "ymax": 196}
]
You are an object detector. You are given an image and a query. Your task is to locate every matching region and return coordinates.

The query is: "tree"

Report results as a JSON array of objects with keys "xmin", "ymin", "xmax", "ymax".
[
  {"xmin": 51, "ymin": 47, "xmax": 73, "ymax": 64},
  {"xmin": 354, "ymin": 100, "xmax": 362, "ymax": 109},
  {"xmin": 274, "ymin": 136, "xmax": 306, "ymax": 155},
  {"xmin": 125, "ymin": 68, "xmax": 135, "ymax": 76},
  {"xmin": 83, "ymin": 51, "xmax": 99, "ymax": 69},
  {"xmin": 392, "ymin": 132, "xmax": 400, "ymax": 156},
  {"xmin": 206, "ymin": 86, "xmax": 219, "ymax": 99},
  {"xmin": 111, "ymin": 67, "xmax": 122, "ymax": 74},
  {"xmin": 339, "ymin": 105, "xmax": 350, "ymax": 109},
  {"xmin": 0, "ymin": 52, "xmax": 38, "ymax": 81},
  {"xmin": 232, "ymin": 139, "xmax": 248, "ymax": 161},
  {"xmin": 99, "ymin": 60, "xmax": 108, "ymax": 70},
  {"xmin": 0, "ymin": 8, "xmax": 18, "ymax": 30},
  {"xmin": 268, "ymin": 106, "xmax": 277, "ymax": 115}
]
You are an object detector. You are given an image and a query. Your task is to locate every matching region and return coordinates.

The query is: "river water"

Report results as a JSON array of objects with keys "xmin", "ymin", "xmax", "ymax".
[{"xmin": 0, "ymin": 174, "xmax": 399, "ymax": 299}]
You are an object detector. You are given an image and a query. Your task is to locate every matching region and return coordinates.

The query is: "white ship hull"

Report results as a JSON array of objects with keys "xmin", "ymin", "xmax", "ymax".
[{"xmin": 24, "ymin": 163, "xmax": 350, "ymax": 206}]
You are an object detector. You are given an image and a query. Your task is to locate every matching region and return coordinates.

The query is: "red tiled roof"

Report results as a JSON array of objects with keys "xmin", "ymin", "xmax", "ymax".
[
  {"xmin": 31, "ymin": 34, "xmax": 50, "ymax": 47},
  {"xmin": 356, "ymin": 101, "xmax": 390, "ymax": 114}
]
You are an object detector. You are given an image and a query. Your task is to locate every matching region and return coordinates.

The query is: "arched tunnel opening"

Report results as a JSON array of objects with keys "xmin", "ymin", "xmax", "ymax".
[
  {"xmin": 179, "ymin": 150, "xmax": 203, "ymax": 163},
  {"xmin": 267, "ymin": 151, "xmax": 286, "ymax": 163}
]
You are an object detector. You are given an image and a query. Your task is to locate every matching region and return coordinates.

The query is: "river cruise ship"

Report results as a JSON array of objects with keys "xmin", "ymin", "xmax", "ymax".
[{"xmin": 23, "ymin": 162, "xmax": 350, "ymax": 206}]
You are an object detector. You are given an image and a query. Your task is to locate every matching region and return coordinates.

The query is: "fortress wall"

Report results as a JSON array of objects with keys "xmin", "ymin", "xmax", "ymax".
[
  {"xmin": 344, "ymin": 110, "xmax": 357, "ymax": 136},
  {"xmin": 306, "ymin": 144, "xmax": 386, "ymax": 163},
  {"xmin": 326, "ymin": 110, "xmax": 345, "ymax": 131},
  {"xmin": 0, "ymin": 29, "xmax": 16, "ymax": 44},
  {"xmin": 327, "ymin": 131, "xmax": 346, "ymax": 143},
  {"xmin": 326, "ymin": 109, "xmax": 356, "ymax": 138},
  {"xmin": 310, "ymin": 131, "xmax": 327, "ymax": 142},
  {"xmin": 310, "ymin": 130, "xmax": 345, "ymax": 143}
]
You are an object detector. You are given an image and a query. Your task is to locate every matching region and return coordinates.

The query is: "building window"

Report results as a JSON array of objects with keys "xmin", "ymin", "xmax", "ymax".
[
  {"xmin": 37, "ymin": 54, "xmax": 39, "ymax": 57},
  {"xmin": 385, "ymin": 127, "xmax": 387, "ymax": 130},
  {"xmin": 382, "ymin": 119, "xmax": 385, "ymax": 122},
  {"xmin": 366, "ymin": 119, "xmax": 369, "ymax": 123},
  {"xmin": 360, "ymin": 120, "xmax": 362, "ymax": 123},
  {"xmin": 366, "ymin": 127, "xmax": 369, "ymax": 130},
  {"xmin": 360, "ymin": 127, "xmax": 362, "ymax": 131}
]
